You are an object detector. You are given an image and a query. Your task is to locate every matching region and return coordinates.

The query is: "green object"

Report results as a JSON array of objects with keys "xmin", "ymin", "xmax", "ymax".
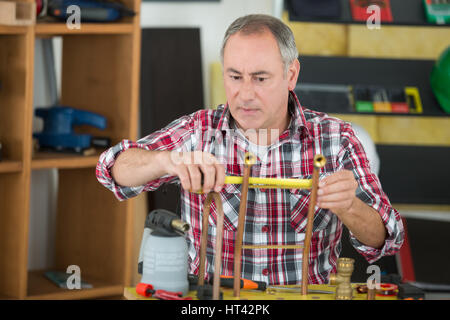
[
  {"xmin": 423, "ymin": 0, "xmax": 450, "ymax": 25},
  {"xmin": 355, "ymin": 101, "xmax": 374, "ymax": 112},
  {"xmin": 430, "ymin": 46, "xmax": 450, "ymax": 114}
]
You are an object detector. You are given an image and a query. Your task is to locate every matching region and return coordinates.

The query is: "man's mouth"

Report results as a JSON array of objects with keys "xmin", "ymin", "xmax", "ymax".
[{"xmin": 239, "ymin": 107, "xmax": 259, "ymax": 114}]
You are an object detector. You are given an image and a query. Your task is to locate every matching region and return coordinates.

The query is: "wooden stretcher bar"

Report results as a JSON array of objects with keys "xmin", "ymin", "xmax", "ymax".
[
  {"xmin": 233, "ymin": 153, "xmax": 255, "ymax": 297},
  {"xmin": 301, "ymin": 154, "xmax": 326, "ymax": 295},
  {"xmin": 198, "ymin": 192, "xmax": 224, "ymax": 300}
]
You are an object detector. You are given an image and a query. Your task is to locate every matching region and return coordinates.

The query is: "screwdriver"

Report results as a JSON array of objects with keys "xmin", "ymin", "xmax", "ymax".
[{"xmin": 210, "ymin": 275, "xmax": 267, "ymax": 291}]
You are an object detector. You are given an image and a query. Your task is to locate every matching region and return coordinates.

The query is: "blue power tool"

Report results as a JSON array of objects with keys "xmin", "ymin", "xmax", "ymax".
[
  {"xmin": 34, "ymin": 106, "xmax": 107, "ymax": 153},
  {"xmin": 43, "ymin": 0, "xmax": 136, "ymax": 22}
]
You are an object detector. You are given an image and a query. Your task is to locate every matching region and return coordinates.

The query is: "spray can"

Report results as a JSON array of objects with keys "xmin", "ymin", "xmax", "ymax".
[{"xmin": 138, "ymin": 209, "xmax": 190, "ymax": 296}]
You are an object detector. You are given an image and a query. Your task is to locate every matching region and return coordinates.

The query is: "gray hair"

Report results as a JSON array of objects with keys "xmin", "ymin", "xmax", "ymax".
[{"xmin": 220, "ymin": 14, "xmax": 299, "ymax": 75}]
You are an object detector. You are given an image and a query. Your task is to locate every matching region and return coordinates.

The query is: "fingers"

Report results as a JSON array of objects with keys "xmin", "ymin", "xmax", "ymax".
[
  {"xmin": 318, "ymin": 178, "xmax": 357, "ymax": 198},
  {"xmin": 318, "ymin": 170, "xmax": 353, "ymax": 188},
  {"xmin": 176, "ymin": 165, "xmax": 191, "ymax": 191},
  {"xmin": 174, "ymin": 152, "xmax": 225, "ymax": 193},
  {"xmin": 318, "ymin": 191, "xmax": 354, "ymax": 203},
  {"xmin": 199, "ymin": 163, "xmax": 215, "ymax": 194},
  {"xmin": 317, "ymin": 170, "xmax": 358, "ymax": 215},
  {"xmin": 214, "ymin": 163, "xmax": 226, "ymax": 192},
  {"xmin": 187, "ymin": 165, "xmax": 202, "ymax": 192}
]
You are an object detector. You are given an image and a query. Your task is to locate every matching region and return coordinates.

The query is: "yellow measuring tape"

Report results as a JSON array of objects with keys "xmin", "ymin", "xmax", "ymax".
[
  {"xmin": 225, "ymin": 175, "xmax": 312, "ymax": 189},
  {"xmin": 191, "ymin": 176, "xmax": 312, "ymax": 194}
]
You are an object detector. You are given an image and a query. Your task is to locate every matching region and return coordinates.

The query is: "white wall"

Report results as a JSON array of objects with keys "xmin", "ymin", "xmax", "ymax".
[
  {"xmin": 28, "ymin": 40, "xmax": 59, "ymax": 270},
  {"xmin": 140, "ymin": 0, "xmax": 275, "ymax": 106}
]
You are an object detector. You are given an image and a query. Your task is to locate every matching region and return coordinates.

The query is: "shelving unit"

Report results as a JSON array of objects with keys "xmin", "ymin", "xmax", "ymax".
[
  {"xmin": 287, "ymin": 0, "xmax": 448, "ymax": 27},
  {"xmin": 285, "ymin": 0, "xmax": 450, "ymax": 60},
  {"xmin": 283, "ymin": 2, "xmax": 450, "ymax": 203},
  {"xmin": 295, "ymin": 55, "xmax": 450, "ymax": 145},
  {"xmin": 0, "ymin": 0, "xmax": 141, "ymax": 299}
]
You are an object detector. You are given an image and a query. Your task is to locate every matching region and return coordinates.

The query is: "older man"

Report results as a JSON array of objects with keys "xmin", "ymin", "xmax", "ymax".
[{"xmin": 96, "ymin": 14, "xmax": 403, "ymax": 285}]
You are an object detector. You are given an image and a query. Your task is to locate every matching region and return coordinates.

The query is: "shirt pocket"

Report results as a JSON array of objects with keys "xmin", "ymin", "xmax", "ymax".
[
  {"xmin": 289, "ymin": 178, "xmax": 332, "ymax": 234},
  {"xmin": 207, "ymin": 183, "xmax": 241, "ymax": 232}
]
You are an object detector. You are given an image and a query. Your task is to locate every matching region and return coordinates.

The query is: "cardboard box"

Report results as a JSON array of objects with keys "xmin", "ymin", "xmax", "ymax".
[{"xmin": 0, "ymin": 1, "xmax": 36, "ymax": 26}]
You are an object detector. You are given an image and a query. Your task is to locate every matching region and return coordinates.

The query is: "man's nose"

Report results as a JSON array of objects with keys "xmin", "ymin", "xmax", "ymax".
[{"xmin": 239, "ymin": 79, "xmax": 255, "ymax": 101}]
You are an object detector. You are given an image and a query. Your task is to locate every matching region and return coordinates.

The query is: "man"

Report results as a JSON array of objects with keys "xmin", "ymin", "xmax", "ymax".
[{"xmin": 96, "ymin": 14, "xmax": 404, "ymax": 285}]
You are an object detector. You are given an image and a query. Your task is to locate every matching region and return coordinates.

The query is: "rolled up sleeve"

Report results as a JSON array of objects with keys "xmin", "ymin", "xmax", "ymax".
[
  {"xmin": 96, "ymin": 114, "xmax": 197, "ymax": 201},
  {"xmin": 348, "ymin": 203, "xmax": 404, "ymax": 264},
  {"xmin": 338, "ymin": 123, "xmax": 405, "ymax": 263}
]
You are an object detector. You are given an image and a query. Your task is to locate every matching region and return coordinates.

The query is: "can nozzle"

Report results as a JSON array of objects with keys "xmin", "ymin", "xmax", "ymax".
[
  {"xmin": 171, "ymin": 219, "xmax": 190, "ymax": 234},
  {"xmin": 145, "ymin": 209, "xmax": 190, "ymax": 236}
]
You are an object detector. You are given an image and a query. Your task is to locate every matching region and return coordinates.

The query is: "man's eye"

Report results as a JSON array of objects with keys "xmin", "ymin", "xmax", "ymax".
[
  {"xmin": 256, "ymin": 77, "xmax": 267, "ymax": 82},
  {"xmin": 230, "ymin": 75, "xmax": 241, "ymax": 80}
]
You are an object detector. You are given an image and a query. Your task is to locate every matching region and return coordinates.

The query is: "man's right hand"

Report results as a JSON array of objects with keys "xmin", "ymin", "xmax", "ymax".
[{"xmin": 163, "ymin": 151, "xmax": 226, "ymax": 194}]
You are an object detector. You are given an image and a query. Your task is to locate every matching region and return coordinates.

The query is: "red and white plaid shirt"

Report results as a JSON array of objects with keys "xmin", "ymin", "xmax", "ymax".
[{"xmin": 96, "ymin": 91, "xmax": 404, "ymax": 285}]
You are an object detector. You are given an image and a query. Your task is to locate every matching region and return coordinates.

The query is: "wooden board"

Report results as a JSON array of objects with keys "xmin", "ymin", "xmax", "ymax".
[
  {"xmin": 55, "ymin": 168, "xmax": 132, "ymax": 286},
  {"xmin": 123, "ymin": 284, "xmax": 397, "ymax": 300},
  {"xmin": 61, "ymin": 34, "xmax": 139, "ymax": 144},
  {"xmin": 31, "ymin": 151, "xmax": 102, "ymax": 170},
  {"xmin": 35, "ymin": 23, "xmax": 133, "ymax": 36},
  {"xmin": 0, "ymin": 172, "xmax": 30, "ymax": 298},
  {"xmin": 348, "ymin": 25, "xmax": 450, "ymax": 60},
  {"xmin": 26, "ymin": 270, "xmax": 123, "ymax": 299}
]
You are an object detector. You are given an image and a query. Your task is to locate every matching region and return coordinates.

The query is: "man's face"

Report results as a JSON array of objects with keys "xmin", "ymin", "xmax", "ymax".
[{"xmin": 223, "ymin": 29, "xmax": 299, "ymax": 133}]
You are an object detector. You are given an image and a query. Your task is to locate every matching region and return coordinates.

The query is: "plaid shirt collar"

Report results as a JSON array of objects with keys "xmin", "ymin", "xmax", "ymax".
[{"xmin": 216, "ymin": 90, "xmax": 312, "ymax": 140}]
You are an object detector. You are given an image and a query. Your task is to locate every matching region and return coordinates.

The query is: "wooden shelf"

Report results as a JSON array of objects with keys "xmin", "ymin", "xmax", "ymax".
[
  {"xmin": 31, "ymin": 151, "xmax": 102, "ymax": 170},
  {"xmin": 26, "ymin": 270, "xmax": 123, "ymax": 300},
  {"xmin": 0, "ymin": 25, "xmax": 28, "ymax": 35},
  {"xmin": 286, "ymin": 0, "xmax": 450, "ymax": 28},
  {"xmin": 0, "ymin": 160, "xmax": 23, "ymax": 173},
  {"xmin": 35, "ymin": 22, "xmax": 134, "ymax": 36}
]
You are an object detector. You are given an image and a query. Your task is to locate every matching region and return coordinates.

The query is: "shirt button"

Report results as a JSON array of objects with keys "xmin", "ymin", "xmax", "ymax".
[
  {"xmin": 261, "ymin": 225, "xmax": 270, "ymax": 233},
  {"xmin": 262, "ymin": 268, "xmax": 269, "ymax": 276}
]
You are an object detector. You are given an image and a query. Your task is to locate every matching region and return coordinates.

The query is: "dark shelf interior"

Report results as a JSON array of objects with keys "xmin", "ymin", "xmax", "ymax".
[
  {"xmin": 296, "ymin": 55, "xmax": 448, "ymax": 117},
  {"xmin": 286, "ymin": 0, "xmax": 450, "ymax": 27},
  {"xmin": 341, "ymin": 218, "xmax": 450, "ymax": 286},
  {"xmin": 377, "ymin": 145, "xmax": 450, "ymax": 205}
]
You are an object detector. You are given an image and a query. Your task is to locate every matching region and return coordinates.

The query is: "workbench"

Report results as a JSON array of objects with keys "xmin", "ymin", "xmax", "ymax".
[{"xmin": 123, "ymin": 284, "xmax": 397, "ymax": 300}]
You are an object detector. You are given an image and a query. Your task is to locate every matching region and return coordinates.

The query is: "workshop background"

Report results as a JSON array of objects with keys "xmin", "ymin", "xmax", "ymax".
[{"xmin": 0, "ymin": 0, "xmax": 449, "ymax": 299}]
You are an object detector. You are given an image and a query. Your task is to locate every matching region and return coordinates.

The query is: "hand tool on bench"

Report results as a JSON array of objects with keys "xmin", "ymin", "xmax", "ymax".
[{"xmin": 136, "ymin": 283, "xmax": 192, "ymax": 300}]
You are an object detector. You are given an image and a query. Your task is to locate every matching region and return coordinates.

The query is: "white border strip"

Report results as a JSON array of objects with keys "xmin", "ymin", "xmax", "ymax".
[{"xmin": 400, "ymin": 210, "xmax": 450, "ymax": 223}]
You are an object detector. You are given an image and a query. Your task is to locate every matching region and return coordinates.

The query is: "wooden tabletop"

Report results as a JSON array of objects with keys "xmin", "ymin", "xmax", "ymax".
[{"xmin": 123, "ymin": 283, "xmax": 398, "ymax": 300}]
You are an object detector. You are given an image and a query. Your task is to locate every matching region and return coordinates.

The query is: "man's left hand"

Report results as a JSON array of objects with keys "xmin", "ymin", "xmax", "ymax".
[{"xmin": 317, "ymin": 170, "xmax": 358, "ymax": 217}]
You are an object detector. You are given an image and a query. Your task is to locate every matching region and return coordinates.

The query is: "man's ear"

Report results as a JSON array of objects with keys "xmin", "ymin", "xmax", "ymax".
[{"xmin": 287, "ymin": 59, "xmax": 300, "ymax": 91}]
